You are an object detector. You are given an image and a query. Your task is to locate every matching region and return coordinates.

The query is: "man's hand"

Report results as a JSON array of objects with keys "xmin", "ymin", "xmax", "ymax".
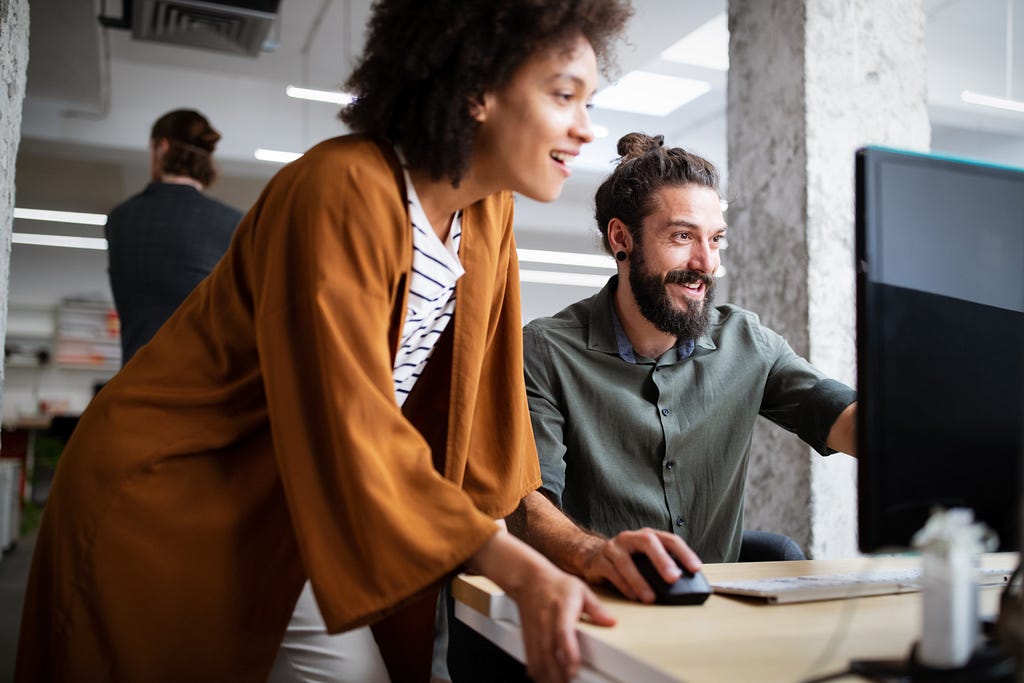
[
  {"xmin": 466, "ymin": 529, "xmax": 616, "ymax": 683},
  {"xmin": 509, "ymin": 492, "xmax": 703, "ymax": 604},
  {"xmin": 579, "ymin": 528, "xmax": 702, "ymax": 603}
]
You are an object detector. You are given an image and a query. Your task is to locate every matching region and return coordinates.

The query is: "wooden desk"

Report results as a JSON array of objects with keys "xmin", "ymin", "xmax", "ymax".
[{"xmin": 452, "ymin": 553, "xmax": 1019, "ymax": 683}]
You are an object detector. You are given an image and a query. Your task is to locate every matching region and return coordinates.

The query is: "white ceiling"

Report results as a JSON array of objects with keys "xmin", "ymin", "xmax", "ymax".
[
  {"xmin": 6, "ymin": 0, "xmax": 1024, "ymax": 389},
  {"xmin": 14, "ymin": 0, "xmax": 1024, "ymax": 239}
]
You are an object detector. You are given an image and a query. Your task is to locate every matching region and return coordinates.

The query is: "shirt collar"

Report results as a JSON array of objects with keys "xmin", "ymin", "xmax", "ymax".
[{"xmin": 588, "ymin": 275, "xmax": 698, "ymax": 364}]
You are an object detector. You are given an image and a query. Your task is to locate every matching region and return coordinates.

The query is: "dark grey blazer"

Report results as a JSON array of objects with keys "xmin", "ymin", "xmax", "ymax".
[{"xmin": 106, "ymin": 182, "xmax": 243, "ymax": 364}]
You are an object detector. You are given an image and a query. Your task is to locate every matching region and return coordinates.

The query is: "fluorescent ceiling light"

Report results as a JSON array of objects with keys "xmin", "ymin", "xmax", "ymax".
[
  {"xmin": 286, "ymin": 85, "xmax": 355, "ymax": 105},
  {"xmin": 255, "ymin": 148, "xmax": 303, "ymax": 164},
  {"xmin": 519, "ymin": 270, "xmax": 609, "ymax": 288},
  {"xmin": 961, "ymin": 90, "xmax": 1024, "ymax": 114},
  {"xmin": 518, "ymin": 248, "xmax": 615, "ymax": 270},
  {"xmin": 14, "ymin": 208, "xmax": 107, "ymax": 226},
  {"xmin": 593, "ymin": 71, "xmax": 711, "ymax": 116},
  {"xmin": 13, "ymin": 233, "xmax": 108, "ymax": 250},
  {"xmin": 661, "ymin": 13, "xmax": 729, "ymax": 71}
]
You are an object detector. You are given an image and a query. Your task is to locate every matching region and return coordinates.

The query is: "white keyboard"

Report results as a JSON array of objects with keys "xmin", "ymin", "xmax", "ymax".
[{"xmin": 711, "ymin": 566, "xmax": 1014, "ymax": 604}]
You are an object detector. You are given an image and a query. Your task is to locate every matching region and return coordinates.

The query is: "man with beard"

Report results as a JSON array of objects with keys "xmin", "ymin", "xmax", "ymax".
[{"xmin": 511, "ymin": 132, "xmax": 858, "ymax": 602}]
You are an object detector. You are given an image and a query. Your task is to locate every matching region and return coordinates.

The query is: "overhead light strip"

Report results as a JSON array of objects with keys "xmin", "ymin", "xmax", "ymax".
[
  {"xmin": 8, "ymin": 229, "xmax": 618, "ymax": 278},
  {"xmin": 517, "ymin": 248, "xmax": 615, "ymax": 270},
  {"xmin": 7, "ymin": 224, "xmax": 667, "ymax": 294},
  {"xmin": 14, "ymin": 208, "xmax": 107, "ymax": 226},
  {"xmin": 13, "ymin": 233, "xmax": 108, "ymax": 250},
  {"xmin": 255, "ymin": 148, "xmax": 303, "ymax": 163},
  {"xmin": 286, "ymin": 85, "xmax": 355, "ymax": 105},
  {"xmin": 961, "ymin": 90, "xmax": 1024, "ymax": 114},
  {"xmin": 519, "ymin": 270, "xmax": 609, "ymax": 288}
]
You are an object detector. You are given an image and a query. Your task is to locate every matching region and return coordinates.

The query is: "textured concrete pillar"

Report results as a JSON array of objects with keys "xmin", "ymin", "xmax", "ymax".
[
  {"xmin": 727, "ymin": 0, "xmax": 930, "ymax": 558},
  {"xmin": 1, "ymin": 0, "xmax": 31, "ymax": 425}
]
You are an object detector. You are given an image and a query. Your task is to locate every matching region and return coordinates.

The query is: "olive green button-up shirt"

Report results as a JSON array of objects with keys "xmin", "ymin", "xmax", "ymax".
[{"xmin": 523, "ymin": 276, "xmax": 856, "ymax": 562}]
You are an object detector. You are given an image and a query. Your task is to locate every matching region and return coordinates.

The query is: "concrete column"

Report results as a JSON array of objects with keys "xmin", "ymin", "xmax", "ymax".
[
  {"xmin": 727, "ymin": 0, "xmax": 930, "ymax": 558},
  {"xmin": 1, "ymin": 0, "xmax": 31, "ymax": 425}
]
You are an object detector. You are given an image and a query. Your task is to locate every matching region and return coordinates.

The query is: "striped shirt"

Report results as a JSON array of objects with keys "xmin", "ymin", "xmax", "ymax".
[{"xmin": 392, "ymin": 158, "xmax": 464, "ymax": 406}]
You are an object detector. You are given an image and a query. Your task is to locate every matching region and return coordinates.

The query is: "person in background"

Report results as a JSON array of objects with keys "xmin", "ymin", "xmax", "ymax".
[
  {"xmin": 105, "ymin": 108, "xmax": 242, "ymax": 365},
  {"xmin": 14, "ymin": 2, "xmax": 633, "ymax": 683}
]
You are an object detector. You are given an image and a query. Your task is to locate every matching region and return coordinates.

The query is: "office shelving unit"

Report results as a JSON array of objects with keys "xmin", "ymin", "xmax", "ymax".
[{"xmin": 52, "ymin": 300, "xmax": 121, "ymax": 371}]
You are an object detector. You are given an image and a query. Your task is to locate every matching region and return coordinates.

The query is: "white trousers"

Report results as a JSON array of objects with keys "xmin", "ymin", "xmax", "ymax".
[{"xmin": 268, "ymin": 581, "xmax": 392, "ymax": 683}]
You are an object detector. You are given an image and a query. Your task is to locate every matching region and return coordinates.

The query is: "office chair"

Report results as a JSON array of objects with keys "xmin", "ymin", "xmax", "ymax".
[{"xmin": 738, "ymin": 530, "xmax": 807, "ymax": 562}]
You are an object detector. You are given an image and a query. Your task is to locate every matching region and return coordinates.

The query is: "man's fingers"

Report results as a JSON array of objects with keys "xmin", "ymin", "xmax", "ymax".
[
  {"xmin": 657, "ymin": 532, "xmax": 703, "ymax": 574},
  {"xmin": 603, "ymin": 568, "xmax": 643, "ymax": 602},
  {"xmin": 604, "ymin": 544, "xmax": 657, "ymax": 602},
  {"xmin": 595, "ymin": 531, "xmax": 706, "ymax": 602}
]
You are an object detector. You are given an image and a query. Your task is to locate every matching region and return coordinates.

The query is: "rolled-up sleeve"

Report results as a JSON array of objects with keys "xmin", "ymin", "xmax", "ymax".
[{"xmin": 757, "ymin": 328, "xmax": 857, "ymax": 456}]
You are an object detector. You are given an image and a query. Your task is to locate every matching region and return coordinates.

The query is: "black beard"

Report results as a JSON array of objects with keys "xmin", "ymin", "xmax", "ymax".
[{"xmin": 628, "ymin": 248, "xmax": 715, "ymax": 342}]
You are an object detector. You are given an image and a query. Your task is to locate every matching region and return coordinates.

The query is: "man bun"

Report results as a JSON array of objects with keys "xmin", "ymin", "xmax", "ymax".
[
  {"xmin": 150, "ymin": 109, "xmax": 221, "ymax": 186},
  {"xmin": 616, "ymin": 132, "xmax": 664, "ymax": 161},
  {"xmin": 594, "ymin": 131, "xmax": 721, "ymax": 254}
]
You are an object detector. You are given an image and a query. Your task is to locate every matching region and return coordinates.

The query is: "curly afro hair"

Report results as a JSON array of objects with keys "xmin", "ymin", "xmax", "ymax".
[{"xmin": 341, "ymin": 0, "xmax": 633, "ymax": 186}]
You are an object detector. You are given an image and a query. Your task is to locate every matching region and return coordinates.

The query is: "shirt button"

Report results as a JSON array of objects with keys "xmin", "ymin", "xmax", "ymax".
[
  {"xmin": 660, "ymin": 408, "xmax": 670, "ymax": 416},
  {"xmin": 675, "ymin": 516, "xmax": 685, "ymax": 527},
  {"xmin": 666, "ymin": 460, "xmax": 675, "ymax": 470}
]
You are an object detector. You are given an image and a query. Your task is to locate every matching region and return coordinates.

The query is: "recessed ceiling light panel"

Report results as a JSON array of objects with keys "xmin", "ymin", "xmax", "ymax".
[
  {"xmin": 592, "ymin": 71, "xmax": 711, "ymax": 116},
  {"xmin": 661, "ymin": 13, "xmax": 730, "ymax": 71}
]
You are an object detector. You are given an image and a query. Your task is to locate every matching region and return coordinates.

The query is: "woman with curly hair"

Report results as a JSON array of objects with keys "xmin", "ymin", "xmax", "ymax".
[{"xmin": 16, "ymin": 1, "xmax": 632, "ymax": 682}]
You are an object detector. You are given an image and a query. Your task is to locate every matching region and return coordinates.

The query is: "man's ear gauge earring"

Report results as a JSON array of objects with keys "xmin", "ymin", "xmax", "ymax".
[{"xmin": 615, "ymin": 251, "xmax": 628, "ymax": 262}]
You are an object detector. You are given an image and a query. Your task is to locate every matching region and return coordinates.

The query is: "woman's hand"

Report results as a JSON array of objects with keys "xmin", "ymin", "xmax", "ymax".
[{"xmin": 466, "ymin": 529, "xmax": 615, "ymax": 683}]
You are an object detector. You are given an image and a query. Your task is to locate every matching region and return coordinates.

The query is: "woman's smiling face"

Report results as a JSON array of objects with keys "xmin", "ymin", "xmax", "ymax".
[{"xmin": 470, "ymin": 33, "xmax": 599, "ymax": 203}]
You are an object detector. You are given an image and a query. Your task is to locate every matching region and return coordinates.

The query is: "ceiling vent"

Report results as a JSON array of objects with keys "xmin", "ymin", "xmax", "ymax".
[{"xmin": 131, "ymin": 0, "xmax": 280, "ymax": 57}]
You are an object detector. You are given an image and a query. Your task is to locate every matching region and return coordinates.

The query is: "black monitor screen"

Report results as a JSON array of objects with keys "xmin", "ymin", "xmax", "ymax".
[{"xmin": 856, "ymin": 146, "xmax": 1024, "ymax": 553}]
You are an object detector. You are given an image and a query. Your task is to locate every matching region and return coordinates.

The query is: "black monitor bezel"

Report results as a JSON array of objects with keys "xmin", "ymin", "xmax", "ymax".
[{"xmin": 855, "ymin": 146, "xmax": 1024, "ymax": 554}]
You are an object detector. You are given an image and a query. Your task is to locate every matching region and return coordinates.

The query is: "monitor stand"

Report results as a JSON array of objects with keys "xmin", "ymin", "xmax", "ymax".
[{"xmin": 849, "ymin": 634, "xmax": 1014, "ymax": 682}]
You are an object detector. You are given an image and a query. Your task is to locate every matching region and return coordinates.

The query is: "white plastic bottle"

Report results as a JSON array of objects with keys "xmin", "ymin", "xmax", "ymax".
[{"xmin": 912, "ymin": 507, "xmax": 995, "ymax": 668}]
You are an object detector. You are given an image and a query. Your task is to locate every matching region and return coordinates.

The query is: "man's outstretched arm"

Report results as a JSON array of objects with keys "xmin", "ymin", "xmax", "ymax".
[{"xmin": 507, "ymin": 490, "xmax": 702, "ymax": 604}]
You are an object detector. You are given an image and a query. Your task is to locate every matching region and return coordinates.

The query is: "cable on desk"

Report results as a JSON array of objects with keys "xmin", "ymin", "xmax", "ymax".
[
  {"xmin": 797, "ymin": 555, "xmax": 882, "ymax": 682},
  {"xmin": 801, "ymin": 561, "xmax": 1023, "ymax": 683}
]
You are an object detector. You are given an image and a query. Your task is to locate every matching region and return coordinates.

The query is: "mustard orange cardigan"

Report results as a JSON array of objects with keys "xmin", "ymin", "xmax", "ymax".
[{"xmin": 17, "ymin": 136, "xmax": 541, "ymax": 681}]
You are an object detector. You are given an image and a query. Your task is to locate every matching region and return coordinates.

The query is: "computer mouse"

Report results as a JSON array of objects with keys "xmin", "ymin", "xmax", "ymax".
[{"xmin": 630, "ymin": 552, "xmax": 712, "ymax": 605}]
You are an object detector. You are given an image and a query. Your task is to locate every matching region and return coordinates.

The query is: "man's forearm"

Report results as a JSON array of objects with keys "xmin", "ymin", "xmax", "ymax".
[
  {"xmin": 507, "ymin": 490, "xmax": 605, "ymax": 578},
  {"xmin": 827, "ymin": 401, "xmax": 858, "ymax": 456}
]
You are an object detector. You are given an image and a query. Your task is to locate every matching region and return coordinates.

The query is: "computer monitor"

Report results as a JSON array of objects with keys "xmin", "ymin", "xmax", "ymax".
[{"xmin": 856, "ymin": 146, "xmax": 1024, "ymax": 553}]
